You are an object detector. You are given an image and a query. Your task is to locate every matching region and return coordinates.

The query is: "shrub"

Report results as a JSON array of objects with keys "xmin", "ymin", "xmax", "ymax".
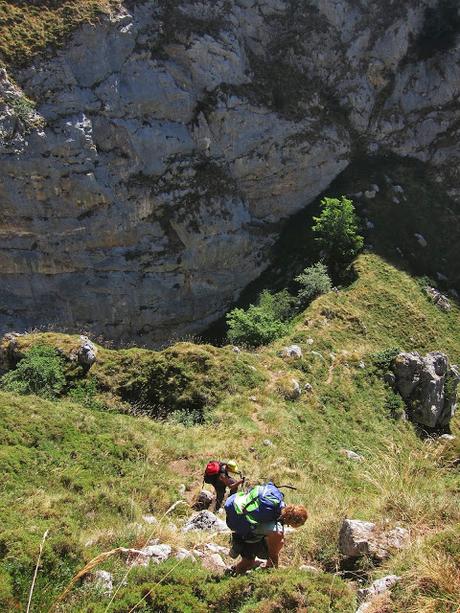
[
  {"xmin": 0, "ymin": 344, "xmax": 66, "ymax": 399},
  {"xmin": 371, "ymin": 347, "xmax": 401, "ymax": 371},
  {"xmin": 312, "ymin": 196, "xmax": 363, "ymax": 272},
  {"xmin": 258, "ymin": 289, "xmax": 295, "ymax": 321},
  {"xmin": 295, "ymin": 262, "xmax": 332, "ymax": 307},
  {"xmin": 67, "ymin": 378, "xmax": 105, "ymax": 411}
]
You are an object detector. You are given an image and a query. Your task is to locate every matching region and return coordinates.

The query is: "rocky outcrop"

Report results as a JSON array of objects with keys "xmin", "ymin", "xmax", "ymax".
[
  {"xmin": 339, "ymin": 519, "xmax": 409, "ymax": 561},
  {"xmin": 1, "ymin": 1, "xmax": 459, "ymax": 344},
  {"xmin": 392, "ymin": 351, "xmax": 459, "ymax": 428}
]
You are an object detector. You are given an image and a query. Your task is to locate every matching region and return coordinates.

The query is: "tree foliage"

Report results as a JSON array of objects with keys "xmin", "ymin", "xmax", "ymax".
[
  {"xmin": 0, "ymin": 344, "xmax": 66, "ymax": 399},
  {"xmin": 226, "ymin": 290, "xmax": 291, "ymax": 347},
  {"xmin": 312, "ymin": 196, "xmax": 363, "ymax": 271},
  {"xmin": 295, "ymin": 262, "xmax": 332, "ymax": 307}
]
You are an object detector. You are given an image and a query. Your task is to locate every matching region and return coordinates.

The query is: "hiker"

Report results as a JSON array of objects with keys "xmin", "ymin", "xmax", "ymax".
[
  {"xmin": 203, "ymin": 460, "xmax": 245, "ymax": 511},
  {"xmin": 225, "ymin": 482, "xmax": 308, "ymax": 574}
]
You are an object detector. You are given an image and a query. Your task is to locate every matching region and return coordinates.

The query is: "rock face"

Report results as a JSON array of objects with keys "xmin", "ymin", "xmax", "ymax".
[
  {"xmin": 1, "ymin": 1, "xmax": 460, "ymax": 344},
  {"xmin": 392, "ymin": 352, "xmax": 460, "ymax": 428}
]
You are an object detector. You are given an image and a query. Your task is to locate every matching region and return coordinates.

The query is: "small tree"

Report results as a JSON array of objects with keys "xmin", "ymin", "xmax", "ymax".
[
  {"xmin": 0, "ymin": 344, "xmax": 66, "ymax": 399},
  {"xmin": 312, "ymin": 196, "xmax": 363, "ymax": 272},
  {"xmin": 295, "ymin": 262, "xmax": 332, "ymax": 308},
  {"xmin": 227, "ymin": 306, "xmax": 288, "ymax": 347}
]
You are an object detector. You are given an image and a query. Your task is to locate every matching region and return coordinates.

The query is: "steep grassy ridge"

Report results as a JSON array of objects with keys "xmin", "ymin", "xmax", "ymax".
[{"xmin": 0, "ymin": 254, "xmax": 459, "ymax": 611}]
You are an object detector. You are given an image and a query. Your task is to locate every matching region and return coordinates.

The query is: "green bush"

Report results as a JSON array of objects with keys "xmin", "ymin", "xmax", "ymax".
[
  {"xmin": 257, "ymin": 289, "xmax": 295, "ymax": 321},
  {"xmin": 68, "ymin": 377, "xmax": 105, "ymax": 411},
  {"xmin": 0, "ymin": 344, "xmax": 66, "ymax": 399},
  {"xmin": 295, "ymin": 262, "xmax": 332, "ymax": 307},
  {"xmin": 312, "ymin": 196, "xmax": 363, "ymax": 272}
]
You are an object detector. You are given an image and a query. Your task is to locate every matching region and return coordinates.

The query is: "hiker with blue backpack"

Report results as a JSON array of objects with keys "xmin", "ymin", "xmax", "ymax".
[{"xmin": 225, "ymin": 482, "xmax": 308, "ymax": 574}]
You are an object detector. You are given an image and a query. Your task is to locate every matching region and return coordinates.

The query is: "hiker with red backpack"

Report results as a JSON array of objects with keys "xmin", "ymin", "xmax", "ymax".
[
  {"xmin": 224, "ymin": 482, "xmax": 308, "ymax": 574},
  {"xmin": 203, "ymin": 460, "xmax": 245, "ymax": 511}
]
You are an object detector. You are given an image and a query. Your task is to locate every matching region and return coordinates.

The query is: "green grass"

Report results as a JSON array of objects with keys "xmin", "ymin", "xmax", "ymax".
[
  {"xmin": 0, "ymin": 0, "xmax": 120, "ymax": 68},
  {"xmin": 0, "ymin": 254, "xmax": 459, "ymax": 611}
]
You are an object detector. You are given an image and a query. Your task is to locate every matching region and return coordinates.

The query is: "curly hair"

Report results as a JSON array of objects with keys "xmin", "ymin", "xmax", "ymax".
[{"xmin": 280, "ymin": 505, "xmax": 308, "ymax": 527}]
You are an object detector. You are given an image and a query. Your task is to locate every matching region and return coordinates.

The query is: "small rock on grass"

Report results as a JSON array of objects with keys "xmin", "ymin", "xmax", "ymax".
[
  {"xmin": 86, "ymin": 570, "xmax": 113, "ymax": 594},
  {"xmin": 175, "ymin": 548, "xmax": 196, "ymax": 562},
  {"xmin": 142, "ymin": 514, "xmax": 158, "ymax": 525},
  {"xmin": 280, "ymin": 344, "xmax": 303, "ymax": 359},
  {"xmin": 340, "ymin": 449, "xmax": 364, "ymax": 462},
  {"xmin": 358, "ymin": 575, "xmax": 400, "ymax": 602},
  {"xmin": 299, "ymin": 564, "xmax": 320, "ymax": 573}
]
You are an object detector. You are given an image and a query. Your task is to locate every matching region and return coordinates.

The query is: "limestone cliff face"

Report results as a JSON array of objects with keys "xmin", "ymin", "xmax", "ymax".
[{"xmin": 0, "ymin": 0, "xmax": 459, "ymax": 344}]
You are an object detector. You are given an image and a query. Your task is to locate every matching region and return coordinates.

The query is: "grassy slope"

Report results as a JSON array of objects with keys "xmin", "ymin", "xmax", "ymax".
[
  {"xmin": 0, "ymin": 0, "xmax": 121, "ymax": 68},
  {"xmin": 0, "ymin": 254, "xmax": 459, "ymax": 611}
]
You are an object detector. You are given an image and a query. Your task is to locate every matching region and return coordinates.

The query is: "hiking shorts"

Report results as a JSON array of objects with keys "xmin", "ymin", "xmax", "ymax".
[{"xmin": 229, "ymin": 534, "xmax": 269, "ymax": 560}]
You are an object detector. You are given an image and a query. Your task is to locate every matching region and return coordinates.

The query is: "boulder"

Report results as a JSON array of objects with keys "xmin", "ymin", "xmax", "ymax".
[
  {"xmin": 339, "ymin": 520, "xmax": 377, "ymax": 558},
  {"xmin": 339, "ymin": 519, "xmax": 409, "ymax": 561},
  {"xmin": 280, "ymin": 345, "xmax": 303, "ymax": 359},
  {"xmin": 392, "ymin": 351, "xmax": 459, "ymax": 428},
  {"xmin": 77, "ymin": 336, "xmax": 97, "ymax": 369},
  {"xmin": 192, "ymin": 489, "xmax": 214, "ymax": 511},
  {"xmin": 182, "ymin": 510, "xmax": 229, "ymax": 533}
]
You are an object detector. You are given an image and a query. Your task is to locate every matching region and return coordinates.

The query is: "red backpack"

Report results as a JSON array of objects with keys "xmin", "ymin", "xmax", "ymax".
[{"xmin": 203, "ymin": 461, "xmax": 222, "ymax": 484}]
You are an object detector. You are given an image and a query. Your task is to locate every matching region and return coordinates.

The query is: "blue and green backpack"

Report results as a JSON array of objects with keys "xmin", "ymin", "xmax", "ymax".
[{"xmin": 224, "ymin": 482, "xmax": 285, "ymax": 537}]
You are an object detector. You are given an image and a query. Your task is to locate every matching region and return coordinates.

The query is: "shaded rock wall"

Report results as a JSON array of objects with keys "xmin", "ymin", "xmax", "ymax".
[{"xmin": 0, "ymin": 0, "xmax": 459, "ymax": 345}]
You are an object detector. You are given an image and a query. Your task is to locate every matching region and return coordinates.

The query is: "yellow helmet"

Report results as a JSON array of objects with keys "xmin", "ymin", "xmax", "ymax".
[{"xmin": 226, "ymin": 460, "xmax": 240, "ymax": 474}]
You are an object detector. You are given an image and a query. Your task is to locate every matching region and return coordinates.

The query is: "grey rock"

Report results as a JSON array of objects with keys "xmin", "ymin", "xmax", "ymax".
[
  {"xmin": 280, "ymin": 345, "xmax": 303, "ymax": 359},
  {"xmin": 384, "ymin": 371, "xmax": 396, "ymax": 386},
  {"xmin": 175, "ymin": 548, "xmax": 196, "ymax": 561},
  {"xmin": 88, "ymin": 570, "xmax": 113, "ymax": 594},
  {"xmin": 339, "ymin": 519, "xmax": 409, "ymax": 560},
  {"xmin": 232, "ymin": 346, "xmax": 241, "ymax": 353},
  {"xmin": 183, "ymin": 510, "xmax": 229, "ymax": 533},
  {"xmin": 364, "ymin": 190, "xmax": 376, "ymax": 199},
  {"xmin": 392, "ymin": 352, "xmax": 459, "ymax": 428},
  {"xmin": 202, "ymin": 552, "xmax": 228, "ymax": 573},
  {"xmin": 339, "ymin": 519, "xmax": 377, "ymax": 558},
  {"xmin": 77, "ymin": 336, "xmax": 97, "ymax": 369},
  {"xmin": 340, "ymin": 449, "xmax": 364, "ymax": 462},
  {"xmin": 141, "ymin": 514, "xmax": 158, "ymax": 525},
  {"xmin": 290, "ymin": 378, "xmax": 302, "ymax": 398},
  {"xmin": 139, "ymin": 543, "xmax": 172, "ymax": 564},
  {"xmin": 439, "ymin": 433, "xmax": 455, "ymax": 441},
  {"xmin": 263, "ymin": 439, "xmax": 274, "ymax": 447},
  {"xmin": 304, "ymin": 383, "xmax": 313, "ymax": 393},
  {"xmin": 205, "ymin": 543, "xmax": 230, "ymax": 555},
  {"xmin": 425, "ymin": 287, "xmax": 451, "ymax": 312},
  {"xmin": 358, "ymin": 575, "xmax": 400, "ymax": 602},
  {"xmin": 299, "ymin": 564, "xmax": 320, "ymax": 573},
  {"xmin": 193, "ymin": 489, "xmax": 214, "ymax": 511},
  {"xmin": 414, "ymin": 233, "xmax": 428, "ymax": 248}
]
